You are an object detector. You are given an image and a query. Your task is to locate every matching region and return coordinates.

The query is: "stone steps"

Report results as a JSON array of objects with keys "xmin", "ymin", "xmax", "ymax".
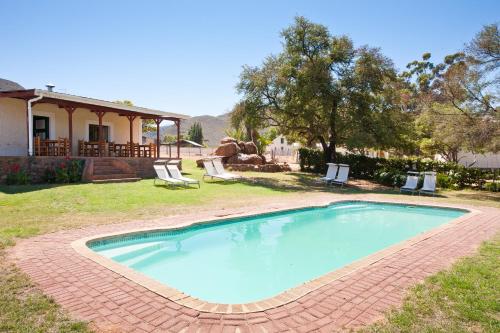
[{"xmin": 91, "ymin": 159, "xmax": 140, "ymax": 182}]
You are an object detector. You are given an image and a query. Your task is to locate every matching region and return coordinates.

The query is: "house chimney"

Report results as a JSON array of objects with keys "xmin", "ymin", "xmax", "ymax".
[{"xmin": 45, "ymin": 83, "xmax": 55, "ymax": 92}]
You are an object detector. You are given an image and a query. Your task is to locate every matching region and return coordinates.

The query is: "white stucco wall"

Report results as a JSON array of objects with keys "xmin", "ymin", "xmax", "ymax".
[
  {"xmin": 0, "ymin": 98, "xmax": 142, "ymax": 156},
  {"xmin": 0, "ymin": 98, "xmax": 27, "ymax": 156}
]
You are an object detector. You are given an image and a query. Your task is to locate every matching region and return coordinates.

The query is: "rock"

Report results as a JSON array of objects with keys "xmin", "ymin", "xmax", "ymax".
[
  {"xmin": 243, "ymin": 142, "xmax": 258, "ymax": 154},
  {"xmin": 214, "ymin": 142, "xmax": 241, "ymax": 157},
  {"xmin": 227, "ymin": 153, "xmax": 263, "ymax": 165},
  {"xmin": 237, "ymin": 141, "xmax": 246, "ymax": 151},
  {"xmin": 220, "ymin": 137, "xmax": 238, "ymax": 144}
]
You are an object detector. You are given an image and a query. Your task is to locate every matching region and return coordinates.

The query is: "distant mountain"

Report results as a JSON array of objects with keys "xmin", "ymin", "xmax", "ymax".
[
  {"xmin": 159, "ymin": 113, "xmax": 231, "ymax": 147},
  {"xmin": 0, "ymin": 78, "xmax": 24, "ymax": 91}
]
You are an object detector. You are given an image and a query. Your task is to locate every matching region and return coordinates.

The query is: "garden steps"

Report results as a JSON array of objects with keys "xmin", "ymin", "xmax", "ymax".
[{"xmin": 90, "ymin": 158, "xmax": 140, "ymax": 182}]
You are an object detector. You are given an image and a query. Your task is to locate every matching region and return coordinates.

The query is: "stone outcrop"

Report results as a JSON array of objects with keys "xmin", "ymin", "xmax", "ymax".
[
  {"xmin": 220, "ymin": 137, "xmax": 238, "ymax": 144},
  {"xmin": 243, "ymin": 142, "xmax": 258, "ymax": 154},
  {"xmin": 206, "ymin": 137, "xmax": 289, "ymax": 173},
  {"xmin": 214, "ymin": 142, "xmax": 241, "ymax": 157},
  {"xmin": 227, "ymin": 153, "xmax": 263, "ymax": 165}
]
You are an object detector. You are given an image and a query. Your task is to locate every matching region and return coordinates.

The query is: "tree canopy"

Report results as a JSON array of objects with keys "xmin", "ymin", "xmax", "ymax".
[{"xmin": 235, "ymin": 16, "xmax": 410, "ymax": 162}]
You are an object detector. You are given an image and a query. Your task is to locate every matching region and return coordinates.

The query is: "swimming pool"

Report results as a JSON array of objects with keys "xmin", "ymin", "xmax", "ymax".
[{"xmin": 88, "ymin": 201, "xmax": 465, "ymax": 305}]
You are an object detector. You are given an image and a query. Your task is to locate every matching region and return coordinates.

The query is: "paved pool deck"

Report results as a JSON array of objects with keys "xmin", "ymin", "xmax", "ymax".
[{"xmin": 8, "ymin": 193, "xmax": 500, "ymax": 332}]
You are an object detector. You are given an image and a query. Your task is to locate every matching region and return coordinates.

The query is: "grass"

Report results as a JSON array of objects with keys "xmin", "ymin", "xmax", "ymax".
[
  {"xmin": 364, "ymin": 236, "xmax": 500, "ymax": 333},
  {"xmin": 0, "ymin": 159, "xmax": 499, "ymax": 332},
  {"xmin": 0, "ymin": 259, "xmax": 90, "ymax": 333}
]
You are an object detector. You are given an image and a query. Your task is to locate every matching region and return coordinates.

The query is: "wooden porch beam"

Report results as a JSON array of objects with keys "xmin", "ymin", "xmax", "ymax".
[
  {"xmin": 91, "ymin": 110, "xmax": 106, "ymax": 156},
  {"xmin": 126, "ymin": 115, "xmax": 137, "ymax": 157},
  {"xmin": 61, "ymin": 106, "xmax": 76, "ymax": 156},
  {"xmin": 176, "ymin": 120, "xmax": 180, "ymax": 158},
  {"xmin": 154, "ymin": 118, "xmax": 163, "ymax": 159}
]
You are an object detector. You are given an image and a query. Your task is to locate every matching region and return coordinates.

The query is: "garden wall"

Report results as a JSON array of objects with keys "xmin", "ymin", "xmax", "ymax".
[{"xmin": 0, "ymin": 156, "xmax": 157, "ymax": 184}]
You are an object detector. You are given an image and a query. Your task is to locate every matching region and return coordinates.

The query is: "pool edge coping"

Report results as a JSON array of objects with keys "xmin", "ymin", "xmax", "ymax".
[{"xmin": 71, "ymin": 198, "xmax": 480, "ymax": 314}]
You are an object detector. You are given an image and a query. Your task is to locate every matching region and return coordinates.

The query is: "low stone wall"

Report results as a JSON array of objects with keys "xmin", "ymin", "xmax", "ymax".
[
  {"xmin": 0, "ymin": 156, "xmax": 162, "ymax": 184},
  {"xmin": 0, "ymin": 156, "xmax": 86, "ymax": 184}
]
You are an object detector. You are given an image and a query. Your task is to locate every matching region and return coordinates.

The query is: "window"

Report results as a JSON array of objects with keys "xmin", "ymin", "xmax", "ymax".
[
  {"xmin": 89, "ymin": 124, "xmax": 110, "ymax": 142},
  {"xmin": 280, "ymin": 137, "xmax": 285, "ymax": 144},
  {"xmin": 33, "ymin": 116, "xmax": 49, "ymax": 140}
]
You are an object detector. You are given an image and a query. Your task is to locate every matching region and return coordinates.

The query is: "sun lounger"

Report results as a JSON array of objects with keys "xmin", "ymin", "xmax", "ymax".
[
  {"xmin": 166, "ymin": 164, "xmax": 200, "ymax": 188},
  {"xmin": 330, "ymin": 164, "xmax": 350, "ymax": 187},
  {"xmin": 153, "ymin": 164, "xmax": 184, "ymax": 187},
  {"xmin": 319, "ymin": 163, "xmax": 338, "ymax": 183},
  {"xmin": 202, "ymin": 159, "xmax": 240, "ymax": 181},
  {"xmin": 400, "ymin": 171, "xmax": 419, "ymax": 194},
  {"xmin": 211, "ymin": 159, "xmax": 241, "ymax": 180},
  {"xmin": 419, "ymin": 171, "xmax": 437, "ymax": 196}
]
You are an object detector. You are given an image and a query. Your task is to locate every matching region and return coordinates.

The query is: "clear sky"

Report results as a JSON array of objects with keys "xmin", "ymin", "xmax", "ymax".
[{"xmin": 1, "ymin": 0, "xmax": 498, "ymax": 116}]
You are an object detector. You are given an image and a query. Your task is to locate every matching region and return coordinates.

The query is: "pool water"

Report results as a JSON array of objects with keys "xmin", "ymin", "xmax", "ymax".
[{"xmin": 89, "ymin": 201, "xmax": 465, "ymax": 304}]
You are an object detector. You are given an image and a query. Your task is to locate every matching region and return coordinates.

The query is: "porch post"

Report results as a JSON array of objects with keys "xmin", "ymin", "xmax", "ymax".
[
  {"xmin": 25, "ymin": 100, "xmax": 29, "ymax": 156},
  {"xmin": 64, "ymin": 106, "xmax": 76, "ymax": 156},
  {"xmin": 154, "ymin": 118, "xmax": 162, "ymax": 159},
  {"xmin": 92, "ymin": 110, "xmax": 106, "ymax": 157},
  {"xmin": 176, "ymin": 119, "xmax": 180, "ymax": 158},
  {"xmin": 126, "ymin": 115, "xmax": 137, "ymax": 157}
]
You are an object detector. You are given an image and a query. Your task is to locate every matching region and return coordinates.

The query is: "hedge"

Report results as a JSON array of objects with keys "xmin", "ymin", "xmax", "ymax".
[{"xmin": 298, "ymin": 147, "xmax": 498, "ymax": 191}]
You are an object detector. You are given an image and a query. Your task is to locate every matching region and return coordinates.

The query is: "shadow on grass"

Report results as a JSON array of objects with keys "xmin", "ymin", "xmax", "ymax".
[
  {"xmin": 240, "ymin": 172, "xmax": 401, "ymax": 195},
  {"xmin": 0, "ymin": 183, "xmax": 83, "ymax": 195},
  {"xmin": 452, "ymin": 191, "xmax": 500, "ymax": 202}
]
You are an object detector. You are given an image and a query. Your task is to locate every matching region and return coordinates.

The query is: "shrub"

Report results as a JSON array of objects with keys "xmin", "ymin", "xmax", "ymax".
[
  {"xmin": 3, "ymin": 163, "xmax": 30, "ymax": 185},
  {"xmin": 45, "ymin": 159, "xmax": 84, "ymax": 184},
  {"xmin": 484, "ymin": 182, "xmax": 498, "ymax": 192},
  {"xmin": 298, "ymin": 147, "xmax": 495, "ymax": 190}
]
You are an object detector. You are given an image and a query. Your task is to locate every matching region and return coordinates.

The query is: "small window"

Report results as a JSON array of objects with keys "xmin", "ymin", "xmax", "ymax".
[
  {"xmin": 89, "ymin": 124, "xmax": 110, "ymax": 142},
  {"xmin": 280, "ymin": 137, "xmax": 285, "ymax": 144}
]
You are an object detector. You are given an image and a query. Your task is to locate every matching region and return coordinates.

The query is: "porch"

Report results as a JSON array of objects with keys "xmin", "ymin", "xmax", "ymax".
[{"xmin": 0, "ymin": 89, "xmax": 190, "ymax": 160}]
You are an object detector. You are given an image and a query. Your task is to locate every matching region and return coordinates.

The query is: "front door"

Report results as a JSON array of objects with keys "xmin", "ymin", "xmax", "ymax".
[{"xmin": 33, "ymin": 116, "xmax": 50, "ymax": 139}]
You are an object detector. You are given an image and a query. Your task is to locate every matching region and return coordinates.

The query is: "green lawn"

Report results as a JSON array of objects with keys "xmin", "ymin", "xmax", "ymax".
[
  {"xmin": 0, "ymin": 160, "xmax": 498, "ymax": 332},
  {"xmin": 364, "ymin": 236, "xmax": 500, "ymax": 333}
]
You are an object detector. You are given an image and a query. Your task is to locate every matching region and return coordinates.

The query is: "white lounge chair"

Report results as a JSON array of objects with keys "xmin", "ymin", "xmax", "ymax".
[
  {"xmin": 212, "ymin": 159, "xmax": 241, "ymax": 179},
  {"xmin": 319, "ymin": 163, "xmax": 338, "ymax": 184},
  {"xmin": 331, "ymin": 164, "xmax": 350, "ymax": 187},
  {"xmin": 419, "ymin": 171, "xmax": 437, "ymax": 196},
  {"xmin": 400, "ymin": 171, "xmax": 419, "ymax": 194},
  {"xmin": 153, "ymin": 164, "xmax": 184, "ymax": 187},
  {"xmin": 202, "ymin": 159, "xmax": 240, "ymax": 181},
  {"xmin": 166, "ymin": 164, "xmax": 200, "ymax": 188}
]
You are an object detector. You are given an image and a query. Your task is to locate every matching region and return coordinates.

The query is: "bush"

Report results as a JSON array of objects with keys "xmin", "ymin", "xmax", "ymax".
[
  {"xmin": 298, "ymin": 147, "xmax": 495, "ymax": 190},
  {"xmin": 3, "ymin": 163, "xmax": 30, "ymax": 185},
  {"xmin": 43, "ymin": 159, "xmax": 84, "ymax": 184},
  {"xmin": 484, "ymin": 182, "xmax": 499, "ymax": 192}
]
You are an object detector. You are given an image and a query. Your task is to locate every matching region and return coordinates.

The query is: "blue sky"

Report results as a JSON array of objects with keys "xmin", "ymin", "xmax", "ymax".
[{"xmin": 1, "ymin": 0, "xmax": 498, "ymax": 116}]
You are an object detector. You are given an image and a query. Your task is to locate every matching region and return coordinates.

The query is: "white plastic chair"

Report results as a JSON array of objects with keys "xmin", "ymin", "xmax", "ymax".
[
  {"xmin": 153, "ymin": 164, "xmax": 184, "ymax": 187},
  {"xmin": 166, "ymin": 164, "xmax": 200, "ymax": 188},
  {"xmin": 319, "ymin": 163, "xmax": 338, "ymax": 184},
  {"xmin": 331, "ymin": 164, "xmax": 350, "ymax": 187},
  {"xmin": 419, "ymin": 171, "xmax": 437, "ymax": 196},
  {"xmin": 400, "ymin": 171, "xmax": 419, "ymax": 194}
]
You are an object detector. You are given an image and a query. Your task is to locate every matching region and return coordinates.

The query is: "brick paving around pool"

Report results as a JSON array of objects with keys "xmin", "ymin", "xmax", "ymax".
[{"xmin": 8, "ymin": 194, "xmax": 500, "ymax": 333}]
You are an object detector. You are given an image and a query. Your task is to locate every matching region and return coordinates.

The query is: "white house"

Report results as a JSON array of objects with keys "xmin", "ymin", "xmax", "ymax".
[
  {"xmin": 0, "ymin": 79, "xmax": 190, "ymax": 182},
  {"xmin": 0, "ymin": 82, "xmax": 188, "ymax": 158}
]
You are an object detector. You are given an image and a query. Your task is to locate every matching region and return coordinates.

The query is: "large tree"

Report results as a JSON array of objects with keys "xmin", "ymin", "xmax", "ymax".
[
  {"xmin": 404, "ymin": 23, "xmax": 499, "ymax": 162},
  {"xmin": 236, "ymin": 17, "xmax": 409, "ymax": 162}
]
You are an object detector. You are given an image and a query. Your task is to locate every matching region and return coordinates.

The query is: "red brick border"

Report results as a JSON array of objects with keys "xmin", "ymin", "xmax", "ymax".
[{"xmin": 8, "ymin": 194, "xmax": 500, "ymax": 332}]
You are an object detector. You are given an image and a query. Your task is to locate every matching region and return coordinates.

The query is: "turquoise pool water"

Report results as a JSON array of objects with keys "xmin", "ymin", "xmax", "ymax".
[{"xmin": 89, "ymin": 201, "xmax": 465, "ymax": 304}]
